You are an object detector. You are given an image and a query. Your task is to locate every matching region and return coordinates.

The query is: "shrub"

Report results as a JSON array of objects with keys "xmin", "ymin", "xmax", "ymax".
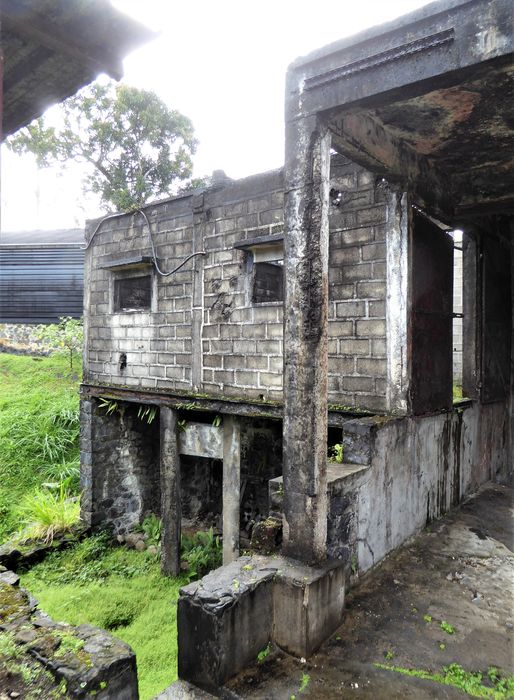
[{"xmin": 181, "ymin": 527, "xmax": 222, "ymax": 580}]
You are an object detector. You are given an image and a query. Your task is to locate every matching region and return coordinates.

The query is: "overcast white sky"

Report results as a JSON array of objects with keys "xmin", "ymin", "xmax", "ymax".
[{"xmin": 1, "ymin": 0, "xmax": 429, "ymax": 232}]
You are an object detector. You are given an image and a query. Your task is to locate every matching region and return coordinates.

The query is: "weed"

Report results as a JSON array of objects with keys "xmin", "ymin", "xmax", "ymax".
[
  {"xmin": 212, "ymin": 415, "xmax": 222, "ymax": 427},
  {"xmin": 439, "ymin": 643, "xmax": 446, "ymax": 651},
  {"xmin": 299, "ymin": 672, "xmax": 310, "ymax": 692},
  {"xmin": 375, "ymin": 662, "xmax": 514, "ymax": 699},
  {"xmin": 351, "ymin": 555, "xmax": 358, "ymax": 575},
  {"xmin": 137, "ymin": 405, "xmax": 157, "ymax": 424},
  {"xmin": 98, "ymin": 398, "xmax": 119, "ymax": 416},
  {"xmin": 15, "ymin": 483, "xmax": 81, "ymax": 544},
  {"xmin": 257, "ymin": 643, "xmax": 271, "ymax": 663},
  {"xmin": 0, "ymin": 631, "xmax": 22, "ymax": 658},
  {"xmin": 0, "ymin": 354, "xmax": 81, "ymax": 542},
  {"xmin": 384, "ymin": 650, "xmax": 394, "ymax": 660},
  {"xmin": 440, "ymin": 621, "xmax": 455, "ymax": 635},
  {"xmin": 423, "ymin": 614, "xmax": 432, "ymax": 623},
  {"xmin": 328, "ymin": 443, "xmax": 344, "ymax": 463}
]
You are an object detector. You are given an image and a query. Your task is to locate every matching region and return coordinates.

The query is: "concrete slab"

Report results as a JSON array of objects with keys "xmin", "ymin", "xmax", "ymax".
[{"xmin": 227, "ymin": 483, "xmax": 514, "ymax": 699}]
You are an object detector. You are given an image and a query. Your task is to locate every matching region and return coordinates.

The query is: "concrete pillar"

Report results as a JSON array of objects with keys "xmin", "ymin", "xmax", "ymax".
[
  {"xmin": 79, "ymin": 398, "xmax": 94, "ymax": 529},
  {"xmin": 282, "ymin": 114, "xmax": 331, "ymax": 563},
  {"xmin": 385, "ymin": 189, "xmax": 410, "ymax": 413},
  {"xmin": 160, "ymin": 406, "xmax": 181, "ymax": 576},
  {"xmin": 222, "ymin": 415, "xmax": 241, "ymax": 564}
]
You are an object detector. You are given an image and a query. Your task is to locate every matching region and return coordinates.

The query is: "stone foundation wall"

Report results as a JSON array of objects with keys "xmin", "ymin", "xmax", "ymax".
[{"xmin": 81, "ymin": 399, "xmax": 160, "ymax": 533}]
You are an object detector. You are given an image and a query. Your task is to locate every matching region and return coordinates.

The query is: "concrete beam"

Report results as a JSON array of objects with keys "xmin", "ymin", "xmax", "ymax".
[
  {"xmin": 160, "ymin": 406, "xmax": 181, "ymax": 576},
  {"xmin": 222, "ymin": 416, "xmax": 241, "ymax": 564},
  {"xmin": 282, "ymin": 113, "xmax": 331, "ymax": 563},
  {"xmin": 330, "ymin": 113, "xmax": 453, "ymax": 219}
]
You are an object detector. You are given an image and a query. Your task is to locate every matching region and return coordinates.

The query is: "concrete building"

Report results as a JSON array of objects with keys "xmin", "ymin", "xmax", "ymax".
[{"xmin": 80, "ymin": 0, "xmax": 512, "ymax": 694}]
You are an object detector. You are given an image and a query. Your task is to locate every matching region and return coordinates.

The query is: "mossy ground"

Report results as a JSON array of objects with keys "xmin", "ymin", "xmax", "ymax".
[{"xmin": 21, "ymin": 538, "xmax": 187, "ymax": 699}]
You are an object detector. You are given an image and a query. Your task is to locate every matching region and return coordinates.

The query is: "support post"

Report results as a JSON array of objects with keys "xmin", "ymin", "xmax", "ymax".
[
  {"xmin": 223, "ymin": 415, "xmax": 241, "ymax": 564},
  {"xmin": 282, "ymin": 113, "xmax": 331, "ymax": 563},
  {"xmin": 160, "ymin": 406, "xmax": 181, "ymax": 576},
  {"xmin": 385, "ymin": 188, "xmax": 410, "ymax": 413}
]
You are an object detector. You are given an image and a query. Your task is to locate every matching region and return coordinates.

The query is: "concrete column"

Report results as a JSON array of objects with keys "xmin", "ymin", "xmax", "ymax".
[
  {"xmin": 79, "ymin": 398, "xmax": 94, "ymax": 529},
  {"xmin": 160, "ymin": 406, "xmax": 181, "ymax": 576},
  {"xmin": 282, "ymin": 114, "xmax": 331, "ymax": 563},
  {"xmin": 222, "ymin": 415, "xmax": 241, "ymax": 564},
  {"xmin": 385, "ymin": 189, "xmax": 410, "ymax": 413}
]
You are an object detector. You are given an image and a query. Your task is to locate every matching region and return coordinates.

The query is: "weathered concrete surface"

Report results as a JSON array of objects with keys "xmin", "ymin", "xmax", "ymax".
[
  {"xmin": 177, "ymin": 556, "xmax": 276, "ymax": 692},
  {"xmin": 282, "ymin": 114, "xmax": 331, "ymax": 563},
  {"xmin": 222, "ymin": 416, "xmax": 241, "ymax": 564},
  {"xmin": 273, "ymin": 558, "xmax": 348, "ymax": 658},
  {"xmin": 177, "ymin": 554, "xmax": 348, "ymax": 692},
  {"xmin": 341, "ymin": 402, "xmax": 510, "ymax": 574},
  {"xmin": 227, "ymin": 483, "xmax": 513, "ymax": 699}
]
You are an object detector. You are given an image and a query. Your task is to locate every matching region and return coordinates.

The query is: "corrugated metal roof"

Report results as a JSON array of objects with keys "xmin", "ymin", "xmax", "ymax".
[{"xmin": 0, "ymin": 229, "xmax": 84, "ymax": 245}]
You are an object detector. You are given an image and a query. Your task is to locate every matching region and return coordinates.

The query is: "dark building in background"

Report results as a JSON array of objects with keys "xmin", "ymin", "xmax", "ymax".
[{"xmin": 0, "ymin": 229, "xmax": 84, "ymax": 323}]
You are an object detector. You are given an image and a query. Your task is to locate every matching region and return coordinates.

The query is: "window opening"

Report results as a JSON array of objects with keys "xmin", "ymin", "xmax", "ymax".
[{"xmin": 114, "ymin": 274, "xmax": 152, "ymax": 312}]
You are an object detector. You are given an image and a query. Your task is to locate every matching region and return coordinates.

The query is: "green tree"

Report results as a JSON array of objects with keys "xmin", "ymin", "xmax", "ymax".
[
  {"xmin": 36, "ymin": 317, "xmax": 84, "ymax": 371},
  {"xmin": 7, "ymin": 82, "xmax": 198, "ymax": 212}
]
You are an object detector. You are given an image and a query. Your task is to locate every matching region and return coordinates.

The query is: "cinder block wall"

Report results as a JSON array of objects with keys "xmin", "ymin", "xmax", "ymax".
[{"xmin": 84, "ymin": 156, "xmax": 389, "ymax": 412}]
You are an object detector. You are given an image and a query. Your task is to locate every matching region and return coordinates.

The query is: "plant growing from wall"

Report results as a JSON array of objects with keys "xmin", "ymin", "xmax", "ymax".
[
  {"xmin": 35, "ymin": 317, "xmax": 83, "ymax": 371},
  {"xmin": 328, "ymin": 443, "xmax": 344, "ymax": 464}
]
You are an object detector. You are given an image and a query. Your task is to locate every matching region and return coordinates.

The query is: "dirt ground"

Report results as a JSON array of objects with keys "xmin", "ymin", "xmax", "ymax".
[{"xmin": 226, "ymin": 482, "xmax": 513, "ymax": 699}]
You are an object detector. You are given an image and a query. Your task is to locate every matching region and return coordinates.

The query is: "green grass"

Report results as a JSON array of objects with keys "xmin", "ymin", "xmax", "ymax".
[
  {"xmin": 21, "ymin": 535, "xmax": 187, "ymax": 700},
  {"xmin": 0, "ymin": 353, "xmax": 81, "ymax": 542},
  {"xmin": 375, "ymin": 663, "xmax": 514, "ymax": 699}
]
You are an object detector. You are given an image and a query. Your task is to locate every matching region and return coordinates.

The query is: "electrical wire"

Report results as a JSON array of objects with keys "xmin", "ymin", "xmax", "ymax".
[{"xmin": 83, "ymin": 207, "xmax": 207, "ymax": 276}]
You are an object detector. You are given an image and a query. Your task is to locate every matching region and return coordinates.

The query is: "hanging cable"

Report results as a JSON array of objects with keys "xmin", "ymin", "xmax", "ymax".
[
  {"xmin": 137, "ymin": 208, "xmax": 206, "ymax": 277},
  {"xmin": 82, "ymin": 207, "xmax": 207, "ymax": 276}
]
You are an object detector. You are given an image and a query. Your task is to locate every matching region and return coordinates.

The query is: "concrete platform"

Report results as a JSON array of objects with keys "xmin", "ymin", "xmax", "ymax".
[{"xmin": 226, "ymin": 483, "xmax": 514, "ymax": 699}]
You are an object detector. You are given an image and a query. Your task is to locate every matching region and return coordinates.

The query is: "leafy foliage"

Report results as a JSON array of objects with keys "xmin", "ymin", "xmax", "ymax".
[
  {"xmin": 7, "ymin": 82, "xmax": 198, "ymax": 211},
  {"xmin": 35, "ymin": 317, "xmax": 83, "ymax": 371},
  {"xmin": 181, "ymin": 527, "xmax": 222, "ymax": 580},
  {"xmin": 137, "ymin": 514, "xmax": 162, "ymax": 546}
]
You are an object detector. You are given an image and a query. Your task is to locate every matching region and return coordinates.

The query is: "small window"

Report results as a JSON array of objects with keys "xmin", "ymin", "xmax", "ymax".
[
  {"xmin": 252, "ymin": 261, "xmax": 284, "ymax": 303},
  {"xmin": 114, "ymin": 275, "xmax": 152, "ymax": 312}
]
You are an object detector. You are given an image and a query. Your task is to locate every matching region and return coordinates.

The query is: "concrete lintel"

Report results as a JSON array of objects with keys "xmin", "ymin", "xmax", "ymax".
[
  {"xmin": 178, "ymin": 422, "xmax": 223, "ymax": 459},
  {"xmin": 223, "ymin": 415, "xmax": 241, "ymax": 564},
  {"xmin": 160, "ymin": 406, "xmax": 181, "ymax": 576}
]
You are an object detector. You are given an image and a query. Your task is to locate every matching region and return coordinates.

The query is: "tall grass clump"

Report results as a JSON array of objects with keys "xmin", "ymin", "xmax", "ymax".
[
  {"xmin": 0, "ymin": 353, "xmax": 81, "ymax": 542},
  {"xmin": 16, "ymin": 483, "xmax": 81, "ymax": 544}
]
